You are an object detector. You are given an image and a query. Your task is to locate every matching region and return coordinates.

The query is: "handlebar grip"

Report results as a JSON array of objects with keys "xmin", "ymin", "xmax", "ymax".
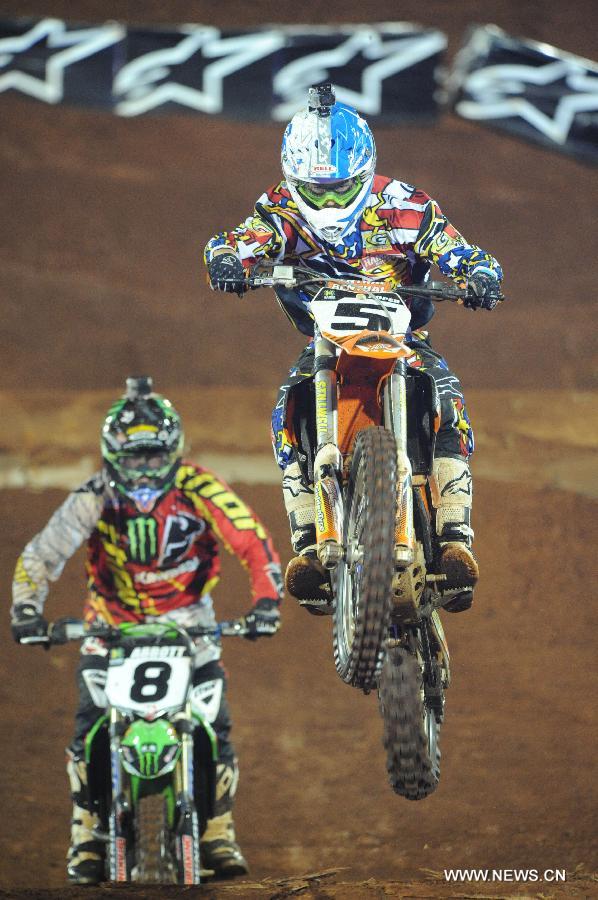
[
  {"xmin": 49, "ymin": 619, "xmax": 88, "ymax": 644},
  {"xmin": 187, "ymin": 620, "xmax": 249, "ymax": 638},
  {"xmin": 219, "ymin": 620, "xmax": 250, "ymax": 637}
]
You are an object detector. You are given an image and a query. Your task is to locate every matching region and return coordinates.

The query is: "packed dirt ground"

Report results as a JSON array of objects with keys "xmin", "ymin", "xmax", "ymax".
[
  {"xmin": 1, "ymin": 477, "xmax": 597, "ymax": 896},
  {"xmin": 1, "ymin": 0, "xmax": 597, "ymax": 898}
]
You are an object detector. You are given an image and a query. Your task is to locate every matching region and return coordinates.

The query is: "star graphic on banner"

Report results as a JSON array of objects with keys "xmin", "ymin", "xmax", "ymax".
[
  {"xmin": 456, "ymin": 58, "xmax": 598, "ymax": 145},
  {"xmin": 272, "ymin": 28, "xmax": 447, "ymax": 121},
  {"xmin": 0, "ymin": 18, "xmax": 124, "ymax": 103},
  {"xmin": 114, "ymin": 27, "xmax": 286, "ymax": 117}
]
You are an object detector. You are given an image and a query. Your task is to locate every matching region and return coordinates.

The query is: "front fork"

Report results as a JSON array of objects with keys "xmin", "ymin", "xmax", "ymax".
[
  {"xmin": 312, "ymin": 342, "xmax": 415, "ymax": 571},
  {"xmin": 383, "ymin": 360, "xmax": 415, "ymax": 568},
  {"xmin": 109, "ymin": 708, "xmax": 130, "ymax": 882},
  {"xmin": 174, "ymin": 703, "xmax": 201, "ymax": 885},
  {"xmin": 313, "ymin": 335, "xmax": 344, "ymax": 569}
]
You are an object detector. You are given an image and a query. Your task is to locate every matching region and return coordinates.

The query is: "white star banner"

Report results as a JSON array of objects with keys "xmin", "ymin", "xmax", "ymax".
[
  {"xmin": 448, "ymin": 25, "xmax": 598, "ymax": 164},
  {"xmin": 0, "ymin": 18, "xmax": 446, "ymax": 122}
]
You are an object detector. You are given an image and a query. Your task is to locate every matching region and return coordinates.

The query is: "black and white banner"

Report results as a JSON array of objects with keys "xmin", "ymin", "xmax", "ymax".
[
  {"xmin": 0, "ymin": 19, "xmax": 446, "ymax": 121},
  {"xmin": 449, "ymin": 25, "xmax": 598, "ymax": 164}
]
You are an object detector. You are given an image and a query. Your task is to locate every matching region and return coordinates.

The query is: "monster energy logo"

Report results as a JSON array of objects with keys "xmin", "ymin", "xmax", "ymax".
[
  {"xmin": 139, "ymin": 744, "xmax": 159, "ymax": 776},
  {"xmin": 127, "ymin": 517, "xmax": 158, "ymax": 563}
]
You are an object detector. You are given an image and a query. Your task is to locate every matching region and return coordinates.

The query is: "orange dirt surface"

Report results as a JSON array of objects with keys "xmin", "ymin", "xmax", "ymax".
[
  {"xmin": 1, "ymin": 1, "xmax": 597, "ymax": 897},
  {"xmin": 1, "ymin": 482, "xmax": 597, "ymax": 898}
]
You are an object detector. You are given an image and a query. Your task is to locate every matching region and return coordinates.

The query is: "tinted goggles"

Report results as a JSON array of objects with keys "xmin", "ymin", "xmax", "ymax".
[{"xmin": 295, "ymin": 175, "xmax": 363, "ymax": 209}]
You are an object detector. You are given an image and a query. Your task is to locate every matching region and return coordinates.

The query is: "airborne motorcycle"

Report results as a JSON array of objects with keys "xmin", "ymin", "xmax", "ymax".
[
  {"xmin": 247, "ymin": 264, "xmax": 503, "ymax": 799},
  {"xmin": 27, "ymin": 618, "xmax": 247, "ymax": 884}
]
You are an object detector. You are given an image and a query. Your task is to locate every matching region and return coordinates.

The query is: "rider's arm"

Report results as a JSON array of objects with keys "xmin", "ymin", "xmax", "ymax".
[
  {"xmin": 11, "ymin": 475, "xmax": 105, "ymax": 617},
  {"xmin": 177, "ymin": 465, "xmax": 283, "ymax": 605},
  {"xmin": 204, "ymin": 184, "xmax": 294, "ymax": 269},
  {"xmin": 413, "ymin": 197, "xmax": 503, "ymax": 284}
]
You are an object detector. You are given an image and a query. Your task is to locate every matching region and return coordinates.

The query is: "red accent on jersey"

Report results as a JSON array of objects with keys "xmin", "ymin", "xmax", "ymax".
[
  {"xmin": 382, "ymin": 207, "xmax": 427, "ymax": 230},
  {"xmin": 84, "ymin": 462, "xmax": 281, "ymax": 624},
  {"xmin": 372, "ymin": 174, "xmax": 393, "ymax": 192}
]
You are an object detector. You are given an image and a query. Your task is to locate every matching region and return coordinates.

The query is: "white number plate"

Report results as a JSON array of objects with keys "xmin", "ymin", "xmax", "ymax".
[
  {"xmin": 105, "ymin": 655, "xmax": 192, "ymax": 717},
  {"xmin": 310, "ymin": 286, "xmax": 410, "ymax": 337}
]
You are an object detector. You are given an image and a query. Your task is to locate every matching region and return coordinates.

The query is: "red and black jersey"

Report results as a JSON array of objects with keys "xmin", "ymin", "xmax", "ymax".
[{"xmin": 12, "ymin": 464, "xmax": 283, "ymax": 626}]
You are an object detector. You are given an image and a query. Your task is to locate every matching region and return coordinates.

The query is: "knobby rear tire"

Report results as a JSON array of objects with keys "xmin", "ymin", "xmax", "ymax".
[
  {"xmin": 333, "ymin": 426, "xmax": 397, "ymax": 690},
  {"xmin": 378, "ymin": 643, "xmax": 441, "ymax": 800}
]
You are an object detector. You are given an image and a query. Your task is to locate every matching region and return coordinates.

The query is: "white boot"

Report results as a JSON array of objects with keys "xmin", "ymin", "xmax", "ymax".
[
  {"xmin": 282, "ymin": 462, "xmax": 332, "ymax": 614},
  {"xmin": 282, "ymin": 461, "xmax": 316, "ymax": 555},
  {"xmin": 66, "ymin": 753, "xmax": 104, "ymax": 884},
  {"xmin": 200, "ymin": 763, "xmax": 248, "ymax": 878},
  {"xmin": 430, "ymin": 457, "xmax": 478, "ymax": 609}
]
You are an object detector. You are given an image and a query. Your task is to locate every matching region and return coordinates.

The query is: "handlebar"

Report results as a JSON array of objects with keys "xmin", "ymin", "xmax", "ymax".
[
  {"xmin": 20, "ymin": 617, "xmax": 250, "ymax": 647},
  {"xmin": 220, "ymin": 264, "xmax": 504, "ymax": 303}
]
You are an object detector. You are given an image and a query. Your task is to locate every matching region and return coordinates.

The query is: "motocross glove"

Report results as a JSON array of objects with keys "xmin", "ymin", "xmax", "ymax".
[
  {"xmin": 208, "ymin": 252, "xmax": 246, "ymax": 296},
  {"xmin": 464, "ymin": 273, "xmax": 502, "ymax": 311},
  {"xmin": 11, "ymin": 602, "xmax": 48, "ymax": 644},
  {"xmin": 242, "ymin": 597, "xmax": 281, "ymax": 641}
]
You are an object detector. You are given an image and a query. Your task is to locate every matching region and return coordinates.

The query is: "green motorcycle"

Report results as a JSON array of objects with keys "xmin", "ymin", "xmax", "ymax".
[{"xmin": 43, "ymin": 617, "xmax": 246, "ymax": 884}]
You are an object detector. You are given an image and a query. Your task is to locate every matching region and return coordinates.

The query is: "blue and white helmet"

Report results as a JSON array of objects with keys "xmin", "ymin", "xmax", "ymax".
[{"xmin": 281, "ymin": 84, "xmax": 376, "ymax": 245}]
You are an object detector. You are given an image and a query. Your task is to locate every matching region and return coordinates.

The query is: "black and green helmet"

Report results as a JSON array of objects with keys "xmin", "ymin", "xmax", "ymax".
[{"xmin": 101, "ymin": 376, "xmax": 183, "ymax": 510}]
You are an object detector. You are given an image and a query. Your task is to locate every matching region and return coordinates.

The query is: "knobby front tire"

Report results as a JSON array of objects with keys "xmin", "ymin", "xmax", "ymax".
[
  {"xmin": 333, "ymin": 426, "xmax": 397, "ymax": 690},
  {"xmin": 135, "ymin": 793, "xmax": 174, "ymax": 884}
]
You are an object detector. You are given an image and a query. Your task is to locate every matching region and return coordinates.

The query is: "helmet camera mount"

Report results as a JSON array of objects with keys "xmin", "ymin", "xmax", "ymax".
[
  {"xmin": 308, "ymin": 83, "xmax": 335, "ymax": 117},
  {"xmin": 126, "ymin": 375, "xmax": 153, "ymax": 400}
]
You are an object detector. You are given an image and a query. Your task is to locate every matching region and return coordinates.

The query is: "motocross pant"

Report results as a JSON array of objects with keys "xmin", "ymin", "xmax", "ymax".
[{"xmin": 272, "ymin": 336, "xmax": 475, "ymax": 552}]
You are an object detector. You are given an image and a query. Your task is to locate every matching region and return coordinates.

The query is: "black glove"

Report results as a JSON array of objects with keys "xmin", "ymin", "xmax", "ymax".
[
  {"xmin": 242, "ymin": 597, "xmax": 281, "ymax": 641},
  {"xmin": 208, "ymin": 253, "xmax": 246, "ymax": 296},
  {"xmin": 464, "ymin": 273, "xmax": 502, "ymax": 310},
  {"xmin": 11, "ymin": 602, "xmax": 48, "ymax": 644}
]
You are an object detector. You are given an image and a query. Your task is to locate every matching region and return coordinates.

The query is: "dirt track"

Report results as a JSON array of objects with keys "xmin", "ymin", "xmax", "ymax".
[
  {"xmin": 1, "ymin": 0, "xmax": 597, "ymax": 897},
  {"xmin": 1, "ymin": 478, "xmax": 597, "ymax": 898}
]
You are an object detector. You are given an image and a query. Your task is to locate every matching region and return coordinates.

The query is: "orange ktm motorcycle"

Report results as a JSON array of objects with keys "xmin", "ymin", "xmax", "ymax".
[{"xmin": 246, "ymin": 264, "xmax": 500, "ymax": 799}]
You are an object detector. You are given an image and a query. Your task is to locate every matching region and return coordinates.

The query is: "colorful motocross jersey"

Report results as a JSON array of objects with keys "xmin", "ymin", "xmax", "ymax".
[
  {"xmin": 12, "ymin": 463, "xmax": 283, "ymax": 625},
  {"xmin": 205, "ymin": 175, "xmax": 503, "ymax": 335}
]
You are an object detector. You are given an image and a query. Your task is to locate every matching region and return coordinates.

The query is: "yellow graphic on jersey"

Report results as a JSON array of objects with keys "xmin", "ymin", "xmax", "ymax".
[
  {"xmin": 362, "ymin": 192, "xmax": 387, "ymax": 229},
  {"xmin": 176, "ymin": 466, "xmax": 267, "ymax": 539},
  {"xmin": 14, "ymin": 556, "xmax": 38, "ymax": 591},
  {"xmin": 95, "ymin": 519, "xmax": 151, "ymax": 614},
  {"xmin": 363, "ymin": 230, "xmax": 392, "ymax": 251}
]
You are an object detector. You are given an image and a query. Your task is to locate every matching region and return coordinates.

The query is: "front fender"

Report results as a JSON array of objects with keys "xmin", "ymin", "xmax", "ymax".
[{"xmin": 121, "ymin": 719, "xmax": 181, "ymax": 779}]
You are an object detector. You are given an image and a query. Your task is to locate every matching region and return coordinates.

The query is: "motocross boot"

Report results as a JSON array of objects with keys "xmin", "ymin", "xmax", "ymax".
[
  {"xmin": 201, "ymin": 762, "xmax": 248, "ymax": 879},
  {"xmin": 66, "ymin": 751, "xmax": 105, "ymax": 884},
  {"xmin": 430, "ymin": 457, "xmax": 479, "ymax": 613},
  {"xmin": 282, "ymin": 462, "xmax": 332, "ymax": 615}
]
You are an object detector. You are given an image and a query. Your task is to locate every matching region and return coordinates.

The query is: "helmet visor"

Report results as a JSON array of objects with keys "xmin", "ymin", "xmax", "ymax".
[{"xmin": 294, "ymin": 175, "xmax": 364, "ymax": 210}]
